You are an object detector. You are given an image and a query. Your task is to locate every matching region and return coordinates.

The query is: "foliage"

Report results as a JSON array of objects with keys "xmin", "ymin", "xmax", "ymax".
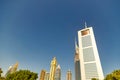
[
  {"xmin": 6, "ymin": 70, "xmax": 38, "ymax": 80},
  {"xmin": 104, "ymin": 69, "xmax": 120, "ymax": 80},
  {"xmin": 0, "ymin": 77, "xmax": 6, "ymax": 80},
  {"xmin": 0, "ymin": 68, "xmax": 5, "ymax": 80}
]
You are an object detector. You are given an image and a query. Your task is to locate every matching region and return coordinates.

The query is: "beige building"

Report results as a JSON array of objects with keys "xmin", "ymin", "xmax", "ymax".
[
  {"xmin": 45, "ymin": 72, "xmax": 50, "ymax": 80},
  {"xmin": 5, "ymin": 62, "xmax": 19, "ymax": 77},
  {"xmin": 40, "ymin": 69, "xmax": 46, "ymax": 80},
  {"xmin": 66, "ymin": 70, "xmax": 72, "ymax": 80}
]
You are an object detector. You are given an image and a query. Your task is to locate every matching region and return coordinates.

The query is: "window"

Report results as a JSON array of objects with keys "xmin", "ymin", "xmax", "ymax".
[{"xmin": 81, "ymin": 29, "xmax": 90, "ymax": 36}]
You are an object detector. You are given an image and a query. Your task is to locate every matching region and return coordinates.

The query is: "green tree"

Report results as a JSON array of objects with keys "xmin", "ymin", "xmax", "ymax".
[
  {"xmin": 0, "ymin": 68, "xmax": 5, "ymax": 80},
  {"xmin": 105, "ymin": 69, "xmax": 120, "ymax": 80},
  {"xmin": 6, "ymin": 70, "xmax": 38, "ymax": 80},
  {"xmin": 0, "ymin": 68, "xmax": 2, "ymax": 77}
]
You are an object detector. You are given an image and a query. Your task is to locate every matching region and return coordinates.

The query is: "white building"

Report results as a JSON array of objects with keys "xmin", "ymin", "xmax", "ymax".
[
  {"xmin": 78, "ymin": 25, "xmax": 104, "ymax": 80},
  {"xmin": 55, "ymin": 65, "xmax": 61, "ymax": 80}
]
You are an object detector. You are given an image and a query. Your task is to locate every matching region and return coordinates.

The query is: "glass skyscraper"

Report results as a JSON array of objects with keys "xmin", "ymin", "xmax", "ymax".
[{"xmin": 78, "ymin": 26, "xmax": 104, "ymax": 80}]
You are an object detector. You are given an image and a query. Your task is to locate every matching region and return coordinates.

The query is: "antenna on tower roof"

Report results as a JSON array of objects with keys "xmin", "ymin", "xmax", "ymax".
[
  {"xmin": 75, "ymin": 37, "xmax": 78, "ymax": 49},
  {"xmin": 85, "ymin": 22, "xmax": 87, "ymax": 28}
]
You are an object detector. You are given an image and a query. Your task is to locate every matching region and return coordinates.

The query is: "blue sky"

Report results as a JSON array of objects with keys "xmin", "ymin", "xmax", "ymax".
[{"xmin": 0, "ymin": 0, "xmax": 120, "ymax": 80}]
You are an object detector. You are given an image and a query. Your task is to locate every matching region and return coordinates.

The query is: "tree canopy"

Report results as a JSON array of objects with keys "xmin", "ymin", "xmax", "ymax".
[
  {"xmin": 6, "ymin": 70, "xmax": 38, "ymax": 80},
  {"xmin": 91, "ymin": 78, "xmax": 98, "ymax": 80},
  {"xmin": 105, "ymin": 69, "xmax": 120, "ymax": 80},
  {"xmin": 0, "ymin": 68, "xmax": 2, "ymax": 77},
  {"xmin": 0, "ymin": 68, "xmax": 5, "ymax": 80}
]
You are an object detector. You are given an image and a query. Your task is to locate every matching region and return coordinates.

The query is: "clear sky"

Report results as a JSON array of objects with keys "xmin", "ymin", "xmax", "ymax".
[{"xmin": 0, "ymin": 0, "xmax": 120, "ymax": 80}]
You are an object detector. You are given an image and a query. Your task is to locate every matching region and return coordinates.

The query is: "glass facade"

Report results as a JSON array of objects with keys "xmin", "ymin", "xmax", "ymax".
[
  {"xmin": 85, "ymin": 63, "xmax": 98, "ymax": 79},
  {"xmin": 82, "ymin": 35, "xmax": 92, "ymax": 48},
  {"xmin": 83, "ymin": 47, "xmax": 95, "ymax": 62}
]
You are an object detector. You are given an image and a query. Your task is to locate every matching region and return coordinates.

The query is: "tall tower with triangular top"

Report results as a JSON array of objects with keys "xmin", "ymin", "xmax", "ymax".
[
  {"xmin": 77, "ymin": 23, "xmax": 104, "ymax": 80},
  {"xmin": 74, "ymin": 40, "xmax": 81, "ymax": 80}
]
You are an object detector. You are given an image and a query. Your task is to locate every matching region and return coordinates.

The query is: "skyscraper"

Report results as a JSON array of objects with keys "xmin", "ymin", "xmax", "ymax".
[
  {"xmin": 74, "ymin": 40, "xmax": 81, "ymax": 80},
  {"xmin": 5, "ymin": 62, "xmax": 19, "ymax": 77},
  {"xmin": 5, "ymin": 66, "xmax": 12, "ymax": 77},
  {"xmin": 66, "ymin": 69, "xmax": 72, "ymax": 80},
  {"xmin": 55, "ymin": 65, "xmax": 61, "ymax": 80},
  {"xmin": 10, "ymin": 62, "xmax": 19, "ymax": 74},
  {"xmin": 45, "ymin": 72, "xmax": 50, "ymax": 80},
  {"xmin": 77, "ymin": 24, "xmax": 104, "ymax": 80},
  {"xmin": 49, "ymin": 57, "xmax": 57, "ymax": 80},
  {"xmin": 40, "ymin": 69, "xmax": 46, "ymax": 80}
]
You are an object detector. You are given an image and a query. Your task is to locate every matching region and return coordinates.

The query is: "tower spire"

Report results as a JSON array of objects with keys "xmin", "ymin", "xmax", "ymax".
[
  {"xmin": 75, "ymin": 38, "xmax": 78, "ymax": 50},
  {"xmin": 57, "ymin": 64, "xmax": 61, "ymax": 69},
  {"xmin": 85, "ymin": 22, "xmax": 87, "ymax": 28}
]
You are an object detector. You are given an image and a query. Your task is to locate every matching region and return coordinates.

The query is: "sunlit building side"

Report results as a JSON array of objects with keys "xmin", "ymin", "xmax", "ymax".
[
  {"xmin": 49, "ymin": 57, "xmax": 57, "ymax": 80},
  {"xmin": 10, "ymin": 62, "xmax": 19, "ymax": 74},
  {"xmin": 45, "ymin": 72, "xmax": 50, "ymax": 80},
  {"xmin": 40, "ymin": 69, "xmax": 46, "ymax": 80},
  {"xmin": 66, "ymin": 69, "xmax": 72, "ymax": 80},
  {"xmin": 5, "ymin": 62, "xmax": 19, "ymax": 77}
]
